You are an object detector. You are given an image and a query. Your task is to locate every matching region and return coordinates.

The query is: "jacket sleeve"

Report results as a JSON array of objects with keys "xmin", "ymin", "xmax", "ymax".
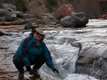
[
  {"xmin": 42, "ymin": 41, "xmax": 55, "ymax": 69},
  {"xmin": 21, "ymin": 36, "xmax": 32, "ymax": 67}
]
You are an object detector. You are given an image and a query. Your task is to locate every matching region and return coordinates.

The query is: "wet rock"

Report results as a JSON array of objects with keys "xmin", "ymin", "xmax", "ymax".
[
  {"xmin": 0, "ymin": 31, "xmax": 7, "ymax": 36},
  {"xmin": 76, "ymin": 57, "xmax": 107, "ymax": 80},
  {"xmin": 60, "ymin": 12, "xmax": 88, "ymax": 27},
  {"xmin": 76, "ymin": 44, "xmax": 107, "ymax": 80},
  {"xmin": 77, "ymin": 46, "xmax": 107, "ymax": 64}
]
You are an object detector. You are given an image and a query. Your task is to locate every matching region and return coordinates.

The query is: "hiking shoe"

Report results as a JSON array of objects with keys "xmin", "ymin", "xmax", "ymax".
[
  {"xmin": 18, "ymin": 70, "xmax": 24, "ymax": 78},
  {"xmin": 29, "ymin": 69, "xmax": 40, "ymax": 78}
]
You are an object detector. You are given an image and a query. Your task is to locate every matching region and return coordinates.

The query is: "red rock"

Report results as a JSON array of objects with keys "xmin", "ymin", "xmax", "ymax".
[
  {"xmin": 54, "ymin": 4, "xmax": 75, "ymax": 20},
  {"xmin": 101, "ymin": 12, "xmax": 107, "ymax": 19},
  {"xmin": 2, "ymin": 22, "xmax": 12, "ymax": 25},
  {"xmin": 0, "ymin": 25, "xmax": 25, "ymax": 32}
]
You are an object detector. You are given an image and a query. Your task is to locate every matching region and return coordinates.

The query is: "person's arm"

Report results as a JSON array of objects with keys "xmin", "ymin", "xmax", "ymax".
[
  {"xmin": 41, "ymin": 41, "xmax": 58, "ymax": 73},
  {"xmin": 42, "ymin": 41, "xmax": 55, "ymax": 69}
]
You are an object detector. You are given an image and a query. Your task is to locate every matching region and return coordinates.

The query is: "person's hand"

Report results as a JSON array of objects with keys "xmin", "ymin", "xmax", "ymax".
[
  {"xmin": 53, "ymin": 68, "xmax": 59, "ymax": 73},
  {"xmin": 26, "ymin": 66, "xmax": 31, "ymax": 71}
]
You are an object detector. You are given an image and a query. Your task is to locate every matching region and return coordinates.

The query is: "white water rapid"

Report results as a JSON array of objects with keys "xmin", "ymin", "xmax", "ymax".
[
  {"xmin": 1, "ymin": 19, "xmax": 107, "ymax": 80},
  {"xmin": 38, "ymin": 28, "xmax": 99, "ymax": 80}
]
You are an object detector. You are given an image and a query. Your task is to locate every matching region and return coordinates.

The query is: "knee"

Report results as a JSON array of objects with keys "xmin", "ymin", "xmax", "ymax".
[{"xmin": 13, "ymin": 56, "xmax": 21, "ymax": 64}]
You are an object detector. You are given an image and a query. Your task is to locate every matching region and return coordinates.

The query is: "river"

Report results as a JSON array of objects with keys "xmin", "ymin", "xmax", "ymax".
[{"xmin": 0, "ymin": 19, "xmax": 107, "ymax": 80}]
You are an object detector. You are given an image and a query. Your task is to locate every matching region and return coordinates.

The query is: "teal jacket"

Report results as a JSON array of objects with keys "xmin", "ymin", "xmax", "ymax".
[{"xmin": 14, "ymin": 35, "xmax": 55, "ymax": 69}]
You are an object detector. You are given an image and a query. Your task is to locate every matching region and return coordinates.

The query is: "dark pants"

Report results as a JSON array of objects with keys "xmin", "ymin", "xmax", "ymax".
[{"xmin": 13, "ymin": 53, "xmax": 46, "ymax": 71}]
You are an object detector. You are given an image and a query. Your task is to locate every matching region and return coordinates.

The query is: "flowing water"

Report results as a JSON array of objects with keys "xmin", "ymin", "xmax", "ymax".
[
  {"xmin": 38, "ymin": 27, "xmax": 99, "ymax": 80},
  {"xmin": 1, "ymin": 19, "xmax": 107, "ymax": 80}
]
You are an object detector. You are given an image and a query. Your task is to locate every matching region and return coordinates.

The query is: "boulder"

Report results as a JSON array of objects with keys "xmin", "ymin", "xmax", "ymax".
[
  {"xmin": 10, "ymin": 11, "xmax": 24, "ymax": 19},
  {"xmin": 0, "ymin": 9, "xmax": 12, "ymax": 21},
  {"xmin": 54, "ymin": 4, "xmax": 75, "ymax": 20},
  {"xmin": 15, "ymin": 11, "xmax": 24, "ymax": 18},
  {"xmin": 76, "ymin": 45, "xmax": 107, "ymax": 80},
  {"xmin": 60, "ymin": 12, "xmax": 88, "ymax": 27},
  {"xmin": 77, "ymin": 46, "xmax": 107, "ymax": 64},
  {"xmin": 1, "ymin": 3, "xmax": 16, "ymax": 11}
]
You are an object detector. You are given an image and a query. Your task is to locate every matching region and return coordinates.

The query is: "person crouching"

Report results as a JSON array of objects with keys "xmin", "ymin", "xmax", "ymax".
[{"xmin": 13, "ymin": 27, "xmax": 58, "ymax": 78}]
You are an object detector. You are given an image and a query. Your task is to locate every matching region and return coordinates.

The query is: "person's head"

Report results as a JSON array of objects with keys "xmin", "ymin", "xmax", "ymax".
[{"xmin": 30, "ymin": 27, "xmax": 45, "ymax": 40}]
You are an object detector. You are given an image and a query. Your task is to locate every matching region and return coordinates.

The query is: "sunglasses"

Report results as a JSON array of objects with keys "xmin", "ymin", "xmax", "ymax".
[{"xmin": 36, "ymin": 32, "xmax": 43, "ymax": 36}]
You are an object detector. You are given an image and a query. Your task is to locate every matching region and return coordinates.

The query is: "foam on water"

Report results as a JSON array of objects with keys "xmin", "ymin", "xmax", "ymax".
[{"xmin": 1, "ymin": 19, "xmax": 106, "ymax": 80}]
